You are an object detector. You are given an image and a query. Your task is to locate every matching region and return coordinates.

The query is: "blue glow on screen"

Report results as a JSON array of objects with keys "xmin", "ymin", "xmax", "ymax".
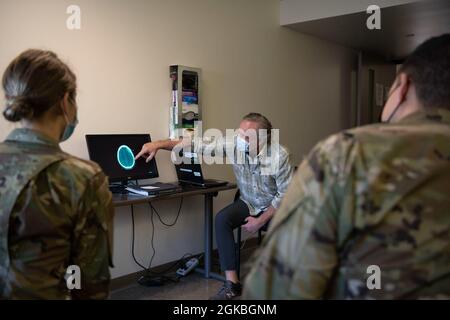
[{"xmin": 117, "ymin": 145, "xmax": 135, "ymax": 170}]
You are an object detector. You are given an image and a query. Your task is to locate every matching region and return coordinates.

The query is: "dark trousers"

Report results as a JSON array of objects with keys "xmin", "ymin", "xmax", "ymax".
[{"xmin": 215, "ymin": 199, "xmax": 250, "ymax": 272}]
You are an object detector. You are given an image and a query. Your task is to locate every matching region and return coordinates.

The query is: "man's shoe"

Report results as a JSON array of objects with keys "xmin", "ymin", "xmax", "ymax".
[{"xmin": 209, "ymin": 280, "xmax": 242, "ymax": 300}]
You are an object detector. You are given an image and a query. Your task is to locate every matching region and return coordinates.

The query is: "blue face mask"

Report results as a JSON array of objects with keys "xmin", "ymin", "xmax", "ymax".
[
  {"xmin": 61, "ymin": 108, "xmax": 78, "ymax": 142},
  {"xmin": 236, "ymin": 136, "xmax": 249, "ymax": 153}
]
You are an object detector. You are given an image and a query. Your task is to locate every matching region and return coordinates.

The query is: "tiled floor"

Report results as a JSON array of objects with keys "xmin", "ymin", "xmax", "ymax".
[{"xmin": 111, "ymin": 246, "xmax": 255, "ymax": 300}]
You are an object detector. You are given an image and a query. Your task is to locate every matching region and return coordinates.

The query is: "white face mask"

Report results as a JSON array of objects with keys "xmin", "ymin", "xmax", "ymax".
[{"xmin": 236, "ymin": 135, "xmax": 249, "ymax": 153}]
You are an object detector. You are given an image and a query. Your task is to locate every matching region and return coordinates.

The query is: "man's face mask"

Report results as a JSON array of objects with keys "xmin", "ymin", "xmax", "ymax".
[
  {"xmin": 236, "ymin": 135, "xmax": 249, "ymax": 153},
  {"xmin": 382, "ymin": 76, "xmax": 409, "ymax": 123},
  {"xmin": 384, "ymin": 91, "xmax": 402, "ymax": 123}
]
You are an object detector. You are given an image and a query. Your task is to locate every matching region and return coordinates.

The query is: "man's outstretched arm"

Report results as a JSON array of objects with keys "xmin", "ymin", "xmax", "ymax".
[
  {"xmin": 135, "ymin": 135, "xmax": 228, "ymax": 162},
  {"xmin": 135, "ymin": 138, "xmax": 187, "ymax": 162}
]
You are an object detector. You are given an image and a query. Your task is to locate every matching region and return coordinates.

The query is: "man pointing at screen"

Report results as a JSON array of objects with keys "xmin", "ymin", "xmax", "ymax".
[{"xmin": 135, "ymin": 113, "xmax": 293, "ymax": 300}]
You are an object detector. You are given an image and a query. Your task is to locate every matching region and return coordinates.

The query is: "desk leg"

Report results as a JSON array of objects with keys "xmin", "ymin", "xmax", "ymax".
[
  {"xmin": 195, "ymin": 192, "xmax": 225, "ymax": 282},
  {"xmin": 204, "ymin": 193, "xmax": 213, "ymax": 278}
]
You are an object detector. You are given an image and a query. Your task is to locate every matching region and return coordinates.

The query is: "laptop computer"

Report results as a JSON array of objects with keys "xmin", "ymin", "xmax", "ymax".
[{"xmin": 175, "ymin": 152, "xmax": 227, "ymax": 188}]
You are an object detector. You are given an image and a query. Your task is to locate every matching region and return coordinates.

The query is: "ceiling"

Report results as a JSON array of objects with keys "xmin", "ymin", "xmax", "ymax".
[{"xmin": 286, "ymin": 0, "xmax": 450, "ymax": 61}]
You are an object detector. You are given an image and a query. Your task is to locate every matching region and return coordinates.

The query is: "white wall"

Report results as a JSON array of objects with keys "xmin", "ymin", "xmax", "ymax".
[
  {"xmin": 0, "ymin": 0, "xmax": 356, "ymax": 278},
  {"xmin": 280, "ymin": 0, "xmax": 422, "ymax": 25}
]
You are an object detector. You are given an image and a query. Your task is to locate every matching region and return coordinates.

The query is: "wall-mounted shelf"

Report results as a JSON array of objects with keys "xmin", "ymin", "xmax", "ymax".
[{"xmin": 169, "ymin": 65, "xmax": 202, "ymax": 139}]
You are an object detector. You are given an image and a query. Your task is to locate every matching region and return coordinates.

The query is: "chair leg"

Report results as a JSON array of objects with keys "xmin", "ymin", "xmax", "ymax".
[{"xmin": 235, "ymin": 227, "xmax": 242, "ymax": 279}]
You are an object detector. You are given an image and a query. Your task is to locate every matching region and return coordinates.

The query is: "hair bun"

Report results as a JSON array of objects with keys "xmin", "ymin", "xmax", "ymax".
[{"xmin": 3, "ymin": 96, "xmax": 34, "ymax": 122}]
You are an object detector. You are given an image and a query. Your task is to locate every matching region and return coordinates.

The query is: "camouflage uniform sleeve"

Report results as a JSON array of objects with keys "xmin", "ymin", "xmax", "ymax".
[
  {"xmin": 243, "ymin": 133, "xmax": 354, "ymax": 299},
  {"xmin": 70, "ymin": 170, "xmax": 114, "ymax": 300}
]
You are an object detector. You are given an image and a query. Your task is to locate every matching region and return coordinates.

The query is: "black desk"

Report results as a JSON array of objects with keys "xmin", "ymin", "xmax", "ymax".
[{"xmin": 112, "ymin": 182, "xmax": 237, "ymax": 281}]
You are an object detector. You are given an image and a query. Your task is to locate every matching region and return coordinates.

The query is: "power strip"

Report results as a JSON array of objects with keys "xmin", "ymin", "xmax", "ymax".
[{"xmin": 176, "ymin": 258, "xmax": 199, "ymax": 277}]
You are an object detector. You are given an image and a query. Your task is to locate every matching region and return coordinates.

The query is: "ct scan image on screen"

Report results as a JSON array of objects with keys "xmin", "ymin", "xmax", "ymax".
[{"xmin": 85, "ymin": 134, "xmax": 159, "ymax": 182}]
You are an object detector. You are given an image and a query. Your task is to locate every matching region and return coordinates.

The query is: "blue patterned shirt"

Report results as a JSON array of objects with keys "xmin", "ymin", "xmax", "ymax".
[{"xmin": 192, "ymin": 136, "xmax": 293, "ymax": 215}]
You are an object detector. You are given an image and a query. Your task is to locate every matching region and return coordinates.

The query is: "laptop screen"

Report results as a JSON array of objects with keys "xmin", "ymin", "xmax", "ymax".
[{"xmin": 175, "ymin": 152, "xmax": 204, "ymax": 184}]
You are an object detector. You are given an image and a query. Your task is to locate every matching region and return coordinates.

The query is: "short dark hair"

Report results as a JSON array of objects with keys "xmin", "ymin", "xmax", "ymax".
[
  {"xmin": 2, "ymin": 49, "xmax": 77, "ymax": 122},
  {"xmin": 242, "ymin": 112, "xmax": 273, "ymax": 131},
  {"xmin": 399, "ymin": 34, "xmax": 450, "ymax": 109}
]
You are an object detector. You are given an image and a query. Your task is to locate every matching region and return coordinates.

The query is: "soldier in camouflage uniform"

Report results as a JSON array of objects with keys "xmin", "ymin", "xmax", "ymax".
[
  {"xmin": 244, "ymin": 34, "xmax": 450, "ymax": 299},
  {"xmin": 0, "ymin": 50, "xmax": 114, "ymax": 299}
]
